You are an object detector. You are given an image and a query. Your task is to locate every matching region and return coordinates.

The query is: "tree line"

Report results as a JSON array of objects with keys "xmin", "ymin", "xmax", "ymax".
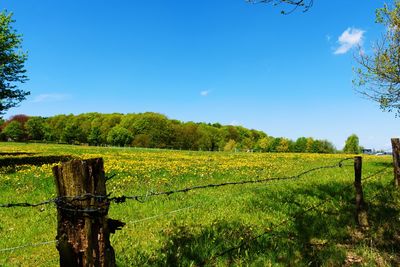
[{"xmin": 0, "ymin": 112, "xmax": 362, "ymax": 154}]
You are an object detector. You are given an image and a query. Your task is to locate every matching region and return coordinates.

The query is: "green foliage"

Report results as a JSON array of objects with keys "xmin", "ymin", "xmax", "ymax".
[
  {"xmin": 343, "ymin": 134, "xmax": 361, "ymax": 154},
  {"xmin": 87, "ymin": 126, "xmax": 102, "ymax": 146},
  {"xmin": 61, "ymin": 122, "xmax": 84, "ymax": 144},
  {"xmin": 276, "ymin": 138, "xmax": 291, "ymax": 152},
  {"xmin": 25, "ymin": 117, "xmax": 44, "ymax": 140},
  {"xmin": 223, "ymin": 139, "xmax": 237, "ymax": 151},
  {"xmin": 257, "ymin": 136, "xmax": 272, "ymax": 152},
  {"xmin": 107, "ymin": 126, "xmax": 133, "ymax": 146},
  {"xmin": 1, "ymin": 120, "xmax": 24, "ymax": 141},
  {"xmin": 1, "ymin": 112, "xmax": 339, "ymax": 154},
  {"xmin": 0, "ymin": 11, "xmax": 29, "ymax": 115},
  {"xmin": 130, "ymin": 113, "xmax": 173, "ymax": 148},
  {"xmin": 354, "ymin": 2, "xmax": 400, "ymax": 114}
]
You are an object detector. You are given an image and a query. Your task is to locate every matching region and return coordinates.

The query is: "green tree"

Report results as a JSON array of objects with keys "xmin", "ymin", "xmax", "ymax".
[
  {"xmin": 132, "ymin": 134, "xmax": 151, "ymax": 148},
  {"xmin": 224, "ymin": 139, "xmax": 237, "ymax": 152},
  {"xmin": 354, "ymin": 2, "xmax": 400, "ymax": 114},
  {"xmin": 131, "ymin": 113, "xmax": 173, "ymax": 148},
  {"xmin": 2, "ymin": 120, "xmax": 24, "ymax": 141},
  {"xmin": 343, "ymin": 134, "xmax": 361, "ymax": 154},
  {"xmin": 312, "ymin": 139, "xmax": 336, "ymax": 154},
  {"xmin": 276, "ymin": 138, "xmax": 290, "ymax": 153},
  {"xmin": 87, "ymin": 126, "xmax": 102, "ymax": 146},
  {"xmin": 257, "ymin": 136, "xmax": 273, "ymax": 152},
  {"xmin": 294, "ymin": 137, "xmax": 308, "ymax": 153},
  {"xmin": 107, "ymin": 126, "xmax": 133, "ymax": 147},
  {"xmin": 61, "ymin": 123, "xmax": 84, "ymax": 144},
  {"xmin": 25, "ymin": 116, "xmax": 44, "ymax": 140},
  {"xmin": 0, "ymin": 11, "xmax": 29, "ymax": 115},
  {"xmin": 196, "ymin": 124, "xmax": 213, "ymax": 151},
  {"xmin": 305, "ymin": 137, "xmax": 314, "ymax": 153}
]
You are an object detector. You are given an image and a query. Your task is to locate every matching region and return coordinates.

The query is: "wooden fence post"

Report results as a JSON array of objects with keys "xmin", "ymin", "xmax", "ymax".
[
  {"xmin": 52, "ymin": 158, "xmax": 122, "ymax": 267},
  {"xmin": 354, "ymin": 156, "xmax": 368, "ymax": 228},
  {"xmin": 391, "ymin": 138, "xmax": 400, "ymax": 187}
]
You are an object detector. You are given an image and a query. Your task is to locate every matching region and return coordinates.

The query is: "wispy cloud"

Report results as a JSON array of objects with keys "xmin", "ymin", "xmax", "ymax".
[
  {"xmin": 334, "ymin": 27, "xmax": 365, "ymax": 55},
  {"xmin": 32, "ymin": 93, "xmax": 70, "ymax": 103},
  {"xmin": 200, "ymin": 90, "xmax": 210, "ymax": 97},
  {"xmin": 326, "ymin": 34, "xmax": 331, "ymax": 42},
  {"xmin": 229, "ymin": 120, "xmax": 240, "ymax": 126}
]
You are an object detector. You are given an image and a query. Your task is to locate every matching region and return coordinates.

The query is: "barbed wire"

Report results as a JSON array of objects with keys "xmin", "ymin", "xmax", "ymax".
[
  {"xmin": 0, "ymin": 199, "xmax": 56, "ymax": 208},
  {"xmin": 0, "ymin": 158, "xmax": 353, "ymax": 209},
  {"xmin": 0, "ymin": 158, "xmax": 393, "ymax": 263},
  {"xmin": 108, "ymin": 158, "xmax": 354, "ymax": 204},
  {"xmin": 202, "ymin": 164, "xmax": 392, "ymax": 265}
]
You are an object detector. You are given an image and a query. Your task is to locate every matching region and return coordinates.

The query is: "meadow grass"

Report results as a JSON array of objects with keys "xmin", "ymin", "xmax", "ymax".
[{"xmin": 0, "ymin": 142, "xmax": 398, "ymax": 266}]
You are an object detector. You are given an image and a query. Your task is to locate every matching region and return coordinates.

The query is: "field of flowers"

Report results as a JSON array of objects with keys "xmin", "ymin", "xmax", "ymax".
[{"xmin": 0, "ymin": 142, "xmax": 398, "ymax": 266}]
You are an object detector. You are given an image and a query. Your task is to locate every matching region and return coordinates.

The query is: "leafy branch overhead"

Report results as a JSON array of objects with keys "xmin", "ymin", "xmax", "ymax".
[
  {"xmin": 0, "ymin": 11, "xmax": 29, "ymax": 116},
  {"xmin": 353, "ymin": 2, "xmax": 400, "ymax": 114},
  {"xmin": 246, "ymin": 0, "xmax": 314, "ymax": 14}
]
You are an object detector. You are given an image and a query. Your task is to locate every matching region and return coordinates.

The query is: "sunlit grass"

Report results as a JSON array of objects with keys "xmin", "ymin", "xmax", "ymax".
[{"xmin": 0, "ymin": 142, "xmax": 398, "ymax": 266}]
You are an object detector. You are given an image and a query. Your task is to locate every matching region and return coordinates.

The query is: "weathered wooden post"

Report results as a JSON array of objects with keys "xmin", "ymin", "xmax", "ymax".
[
  {"xmin": 53, "ymin": 158, "xmax": 121, "ymax": 267},
  {"xmin": 354, "ymin": 156, "xmax": 368, "ymax": 228},
  {"xmin": 391, "ymin": 138, "xmax": 400, "ymax": 187}
]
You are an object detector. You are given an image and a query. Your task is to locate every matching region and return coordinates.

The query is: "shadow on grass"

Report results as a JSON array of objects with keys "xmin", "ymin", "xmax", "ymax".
[
  {"xmin": 0, "ymin": 155, "xmax": 74, "ymax": 173},
  {"xmin": 136, "ymin": 180, "xmax": 400, "ymax": 266}
]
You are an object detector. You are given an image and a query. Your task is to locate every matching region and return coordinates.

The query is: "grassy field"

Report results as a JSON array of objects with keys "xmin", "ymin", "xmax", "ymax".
[{"xmin": 0, "ymin": 142, "xmax": 398, "ymax": 266}]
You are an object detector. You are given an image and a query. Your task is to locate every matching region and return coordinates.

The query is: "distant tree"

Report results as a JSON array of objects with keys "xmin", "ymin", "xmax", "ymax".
[
  {"xmin": 2, "ymin": 120, "xmax": 24, "ymax": 141},
  {"xmin": 257, "ymin": 136, "xmax": 274, "ymax": 152},
  {"xmin": 224, "ymin": 139, "xmax": 237, "ymax": 152},
  {"xmin": 42, "ymin": 123, "xmax": 56, "ymax": 142},
  {"xmin": 241, "ymin": 137, "xmax": 254, "ymax": 151},
  {"xmin": 196, "ymin": 125, "xmax": 213, "ymax": 151},
  {"xmin": 92, "ymin": 113, "xmax": 123, "ymax": 143},
  {"xmin": 0, "ymin": 11, "xmax": 29, "ymax": 115},
  {"xmin": 312, "ymin": 139, "xmax": 336, "ymax": 154},
  {"xmin": 175, "ymin": 122, "xmax": 199, "ymax": 150},
  {"xmin": 131, "ymin": 113, "xmax": 173, "ymax": 148},
  {"xmin": 294, "ymin": 137, "xmax": 307, "ymax": 152},
  {"xmin": 45, "ymin": 114, "xmax": 72, "ymax": 141},
  {"xmin": 353, "ymin": 2, "xmax": 400, "ymax": 114},
  {"xmin": 107, "ymin": 126, "xmax": 133, "ymax": 147},
  {"xmin": 3, "ymin": 114, "xmax": 30, "ymax": 128},
  {"xmin": 343, "ymin": 134, "xmax": 361, "ymax": 154},
  {"xmin": 225, "ymin": 126, "xmax": 240, "ymax": 142},
  {"xmin": 305, "ymin": 137, "xmax": 314, "ymax": 153},
  {"xmin": 276, "ymin": 138, "xmax": 291, "ymax": 152},
  {"xmin": 25, "ymin": 117, "xmax": 44, "ymax": 140},
  {"xmin": 61, "ymin": 123, "xmax": 84, "ymax": 144},
  {"xmin": 132, "ymin": 134, "xmax": 151, "ymax": 148},
  {"xmin": 87, "ymin": 126, "xmax": 102, "ymax": 146}
]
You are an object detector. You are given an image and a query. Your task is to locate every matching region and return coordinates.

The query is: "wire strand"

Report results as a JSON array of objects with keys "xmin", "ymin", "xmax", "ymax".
[{"xmin": 0, "ymin": 240, "xmax": 57, "ymax": 253}]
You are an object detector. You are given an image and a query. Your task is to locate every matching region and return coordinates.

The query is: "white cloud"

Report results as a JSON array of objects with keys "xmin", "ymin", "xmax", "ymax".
[
  {"xmin": 229, "ymin": 120, "xmax": 240, "ymax": 126},
  {"xmin": 334, "ymin": 27, "xmax": 365, "ymax": 55},
  {"xmin": 32, "ymin": 93, "xmax": 70, "ymax": 103},
  {"xmin": 200, "ymin": 90, "xmax": 210, "ymax": 97}
]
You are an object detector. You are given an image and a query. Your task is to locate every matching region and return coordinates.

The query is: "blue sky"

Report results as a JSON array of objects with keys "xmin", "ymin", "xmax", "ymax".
[{"xmin": 1, "ymin": 0, "xmax": 398, "ymax": 150}]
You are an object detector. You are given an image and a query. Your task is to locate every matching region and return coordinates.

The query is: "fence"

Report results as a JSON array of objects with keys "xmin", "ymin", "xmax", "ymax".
[{"xmin": 0, "ymin": 138, "xmax": 399, "ymax": 266}]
